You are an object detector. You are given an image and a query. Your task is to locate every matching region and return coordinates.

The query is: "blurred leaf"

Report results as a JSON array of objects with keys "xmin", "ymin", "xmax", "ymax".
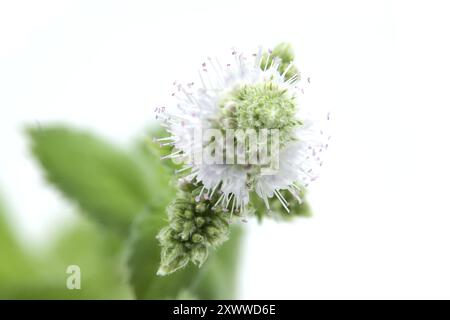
[
  {"xmin": 27, "ymin": 126, "xmax": 160, "ymax": 233},
  {"xmin": 0, "ymin": 196, "xmax": 52, "ymax": 298},
  {"xmin": 192, "ymin": 226, "xmax": 244, "ymax": 299},
  {"xmin": 132, "ymin": 135, "xmax": 178, "ymax": 198},
  {"xmin": 175, "ymin": 289, "xmax": 198, "ymax": 300},
  {"xmin": 125, "ymin": 208, "xmax": 198, "ymax": 299},
  {"xmin": 0, "ymin": 220, "xmax": 132, "ymax": 299},
  {"xmin": 0, "ymin": 196, "xmax": 36, "ymax": 284},
  {"xmin": 0, "ymin": 189, "xmax": 136, "ymax": 299},
  {"xmin": 38, "ymin": 220, "xmax": 131, "ymax": 299}
]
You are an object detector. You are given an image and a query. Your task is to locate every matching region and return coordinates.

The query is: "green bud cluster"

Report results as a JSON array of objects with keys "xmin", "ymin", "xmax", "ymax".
[
  {"xmin": 261, "ymin": 42, "xmax": 299, "ymax": 81},
  {"xmin": 157, "ymin": 181, "xmax": 230, "ymax": 276},
  {"xmin": 234, "ymin": 83, "xmax": 298, "ymax": 130},
  {"xmin": 220, "ymin": 82, "xmax": 300, "ymax": 146}
]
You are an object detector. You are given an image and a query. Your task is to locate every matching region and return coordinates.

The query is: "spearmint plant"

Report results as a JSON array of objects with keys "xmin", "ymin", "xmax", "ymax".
[
  {"xmin": 155, "ymin": 43, "xmax": 328, "ymax": 275},
  {"xmin": 25, "ymin": 42, "xmax": 327, "ymax": 299}
]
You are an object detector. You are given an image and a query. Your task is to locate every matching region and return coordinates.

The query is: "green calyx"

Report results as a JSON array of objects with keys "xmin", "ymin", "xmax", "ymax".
[{"xmin": 157, "ymin": 182, "xmax": 230, "ymax": 276}]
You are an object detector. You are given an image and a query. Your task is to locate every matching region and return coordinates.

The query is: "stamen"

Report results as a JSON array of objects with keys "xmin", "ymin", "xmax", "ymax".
[
  {"xmin": 263, "ymin": 49, "xmax": 271, "ymax": 70},
  {"xmin": 209, "ymin": 181, "xmax": 220, "ymax": 198},
  {"xmin": 288, "ymin": 186, "xmax": 303, "ymax": 204},
  {"xmin": 281, "ymin": 62, "xmax": 294, "ymax": 78},
  {"xmin": 274, "ymin": 189, "xmax": 290, "ymax": 213},
  {"xmin": 198, "ymin": 186, "xmax": 206, "ymax": 199},
  {"xmin": 175, "ymin": 166, "xmax": 192, "ymax": 174},
  {"xmin": 229, "ymin": 197, "xmax": 236, "ymax": 222},
  {"xmin": 154, "ymin": 136, "xmax": 174, "ymax": 142},
  {"xmin": 160, "ymin": 142, "xmax": 175, "ymax": 147},
  {"xmin": 224, "ymin": 193, "xmax": 233, "ymax": 208},
  {"xmin": 160, "ymin": 150, "xmax": 182, "ymax": 160},
  {"xmin": 213, "ymin": 193, "xmax": 225, "ymax": 208}
]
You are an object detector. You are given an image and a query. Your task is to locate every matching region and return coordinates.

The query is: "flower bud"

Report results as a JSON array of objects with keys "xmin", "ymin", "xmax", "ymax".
[
  {"xmin": 192, "ymin": 233, "xmax": 204, "ymax": 243},
  {"xmin": 195, "ymin": 217, "xmax": 205, "ymax": 227},
  {"xmin": 272, "ymin": 42, "xmax": 295, "ymax": 64},
  {"xmin": 195, "ymin": 203, "xmax": 207, "ymax": 213}
]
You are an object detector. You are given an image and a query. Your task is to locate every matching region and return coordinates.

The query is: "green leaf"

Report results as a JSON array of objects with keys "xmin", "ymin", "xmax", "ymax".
[
  {"xmin": 0, "ymin": 195, "xmax": 128, "ymax": 299},
  {"xmin": 175, "ymin": 289, "xmax": 199, "ymax": 300},
  {"xmin": 27, "ymin": 126, "xmax": 158, "ymax": 233},
  {"xmin": 0, "ymin": 218, "xmax": 132, "ymax": 299},
  {"xmin": 0, "ymin": 195, "xmax": 65, "ymax": 298},
  {"xmin": 131, "ymin": 133, "xmax": 178, "ymax": 200},
  {"xmin": 125, "ymin": 208, "xmax": 199, "ymax": 299},
  {"xmin": 38, "ymin": 220, "xmax": 132, "ymax": 299},
  {"xmin": 191, "ymin": 226, "xmax": 244, "ymax": 299},
  {"xmin": 0, "ymin": 196, "xmax": 36, "ymax": 283}
]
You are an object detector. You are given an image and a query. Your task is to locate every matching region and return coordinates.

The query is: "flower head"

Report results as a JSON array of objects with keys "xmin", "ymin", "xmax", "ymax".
[{"xmin": 158, "ymin": 42, "xmax": 326, "ymax": 218}]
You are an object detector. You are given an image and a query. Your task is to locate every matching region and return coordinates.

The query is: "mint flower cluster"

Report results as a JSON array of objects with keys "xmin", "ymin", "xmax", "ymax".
[
  {"xmin": 221, "ymin": 83, "xmax": 300, "ymax": 145},
  {"xmin": 157, "ymin": 180, "xmax": 231, "ymax": 276},
  {"xmin": 155, "ymin": 43, "xmax": 327, "ymax": 275}
]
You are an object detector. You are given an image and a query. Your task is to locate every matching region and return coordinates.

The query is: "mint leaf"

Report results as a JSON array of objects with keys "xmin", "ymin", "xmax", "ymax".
[
  {"xmin": 192, "ymin": 226, "xmax": 244, "ymax": 299},
  {"xmin": 27, "ymin": 126, "xmax": 157, "ymax": 233},
  {"xmin": 0, "ymin": 217, "xmax": 131, "ymax": 299},
  {"xmin": 0, "ymin": 197, "xmax": 36, "ymax": 283}
]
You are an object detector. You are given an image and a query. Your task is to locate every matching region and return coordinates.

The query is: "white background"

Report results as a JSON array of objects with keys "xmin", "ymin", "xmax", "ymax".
[{"xmin": 1, "ymin": 0, "xmax": 450, "ymax": 299}]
